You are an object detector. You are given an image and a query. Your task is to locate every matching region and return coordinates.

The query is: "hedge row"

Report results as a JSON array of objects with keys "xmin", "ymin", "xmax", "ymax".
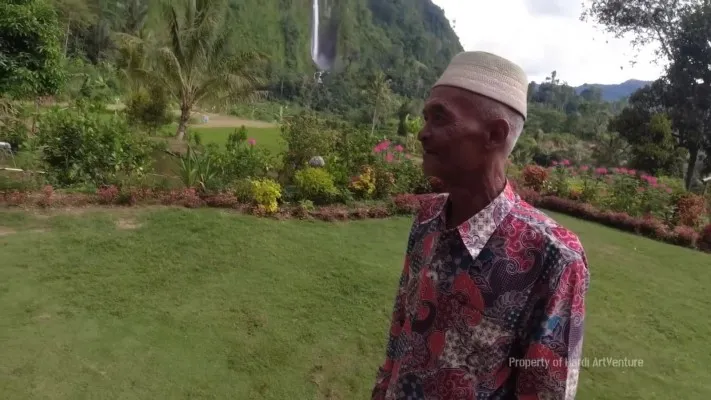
[{"xmin": 2, "ymin": 186, "xmax": 710, "ymax": 253}]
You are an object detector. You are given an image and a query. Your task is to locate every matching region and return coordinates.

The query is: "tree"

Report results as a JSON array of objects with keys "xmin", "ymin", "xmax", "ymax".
[
  {"xmin": 587, "ymin": 0, "xmax": 711, "ymax": 188},
  {"xmin": 50, "ymin": 0, "xmax": 97, "ymax": 57},
  {"xmin": 663, "ymin": 1, "xmax": 711, "ymax": 188},
  {"xmin": 364, "ymin": 71, "xmax": 393, "ymax": 135},
  {"xmin": 0, "ymin": 0, "xmax": 66, "ymax": 98},
  {"xmin": 118, "ymin": 0, "xmax": 265, "ymax": 140},
  {"xmin": 611, "ymin": 110, "xmax": 684, "ymax": 175},
  {"xmin": 592, "ymin": 131, "xmax": 630, "ymax": 167},
  {"xmin": 581, "ymin": 0, "xmax": 695, "ymax": 62},
  {"xmin": 396, "ymin": 98, "xmax": 421, "ymax": 136}
]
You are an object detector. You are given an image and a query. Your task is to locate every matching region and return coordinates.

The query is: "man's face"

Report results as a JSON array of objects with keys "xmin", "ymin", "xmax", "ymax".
[{"xmin": 418, "ymin": 86, "xmax": 503, "ymax": 188}]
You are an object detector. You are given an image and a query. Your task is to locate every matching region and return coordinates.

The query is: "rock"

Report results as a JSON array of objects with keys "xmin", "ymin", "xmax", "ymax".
[{"xmin": 308, "ymin": 156, "xmax": 325, "ymax": 167}]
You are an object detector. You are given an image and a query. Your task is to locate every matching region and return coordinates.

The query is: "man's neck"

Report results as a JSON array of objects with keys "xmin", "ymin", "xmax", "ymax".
[{"xmin": 445, "ymin": 172, "xmax": 507, "ymax": 230}]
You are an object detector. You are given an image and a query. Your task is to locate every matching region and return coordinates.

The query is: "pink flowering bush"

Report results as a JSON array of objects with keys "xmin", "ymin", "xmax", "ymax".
[
  {"xmin": 368, "ymin": 139, "xmax": 428, "ymax": 197},
  {"xmin": 506, "ymin": 160, "xmax": 711, "ymax": 248}
]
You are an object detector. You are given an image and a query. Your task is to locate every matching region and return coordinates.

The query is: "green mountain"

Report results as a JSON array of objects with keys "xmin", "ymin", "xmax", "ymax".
[
  {"xmin": 228, "ymin": 0, "xmax": 463, "ymax": 99},
  {"xmin": 575, "ymin": 79, "xmax": 652, "ymax": 102}
]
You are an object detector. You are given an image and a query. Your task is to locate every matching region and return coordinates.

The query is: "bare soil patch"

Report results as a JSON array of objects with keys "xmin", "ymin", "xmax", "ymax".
[
  {"xmin": 116, "ymin": 218, "xmax": 142, "ymax": 230},
  {"xmin": 191, "ymin": 112, "xmax": 277, "ymax": 128},
  {"xmin": 0, "ymin": 226, "xmax": 16, "ymax": 236}
]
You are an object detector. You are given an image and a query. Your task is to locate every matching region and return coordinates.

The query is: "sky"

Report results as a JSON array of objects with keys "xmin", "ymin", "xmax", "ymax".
[{"xmin": 431, "ymin": 0, "xmax": 665, "ymax": 86}]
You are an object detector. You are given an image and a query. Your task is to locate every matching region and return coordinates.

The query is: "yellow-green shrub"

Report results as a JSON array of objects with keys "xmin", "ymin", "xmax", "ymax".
[
  {"xmin": 250, "ymin": 178, "xmax": 282, "ymax": 213},
  {"xmin": 349, "ymin": 166, "xmax": 376, "ymax": 199},
  {"xmin": 294, "ymin": 167, "xmax": 339, "ymax": 204}
]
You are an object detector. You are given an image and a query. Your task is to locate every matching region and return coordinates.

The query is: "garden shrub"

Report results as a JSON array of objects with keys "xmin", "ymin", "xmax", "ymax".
[
  {"xmin": 327, "ymin": 125, "xmax": 379, "ymax": 185},
  {"xmin": 373, "ymin": 166, "xmax": 396, "ymax": 199},
  {"xmin": 698, "ymin": 223, "xmax": 711, "ymax": 252},
  {"xmin": 37, "ymin": 105, "xmax": 157, "ymax": 187},
  {"xmin": 293, "ymin": 167, "xmax": 339, "ymax": 204},
  {"xmin": 675, "ymin": 193, "xmax": 707, "ymax": 227},
  {"xmin": 280, "ymin": 113, "xmax": 336, "ymax": 178},
  {"xmin": 313, "ymin": 205, "xmax": 350, "ymax": 221},
  {"xmin": 671, "ymin": 225, "xmax": 698, "ymax": 248},
  {"xmin": 0, "ymin": 120, "xmax": 29, "ymax": 152},
  {"xmin": 392, "ymin": 193, "xmax": 424, "ymax": 214},
  {"xmin": 3, "ymin": 190, "xmax": 28, "ymax": 206},
  {"xmin": 37, "ymin": 185, "xmax": 54, "ymax": 208},
  {"xmin": 604, "ymin": 170, "xmax": 641, "ymax": 215},
  {"xmin": 391, "ymin": 157, "xmax": 430, "ymax": 194},
  {"xmin": 350, "ymin": 166, "xmax": 376, "ymax": 199},
  {"xmin": 517, "ymin": 187, "xmax": 541, "ymax": 205},
  {"xmin": 124, "ymin": 88, "xmax": 172, "ymax": 135},
  {"xmin": 178, "ymin": 145, "xmax": 219, "ymax": 192},
  {"xmin": 0, "ymin": 172, "xmax": 44, "ymax": 192},
  {"xmin": 250, "ymin": 178, "xmax": 282, "ymax": 213},
  {"xmin": 545, "ymin": 160, "xmax": 582, "ymax": 198},
  {"xmin": 218, "ymin": 127, "xmax": 272, "ymax": 180},
  {"xmin": 522, "ymin": 165, "xmax": 548, "ymax": 191},
  {"xmin": 230, "ymin": 179, "xmax": 254, "ymax": 203},
  {"xmin": 638, "ymin": 178, "xmax": 674, "ymax": 220},
  {"xmin": 203, "ymin": 192, "xmax": 240, "ymax": 208}
]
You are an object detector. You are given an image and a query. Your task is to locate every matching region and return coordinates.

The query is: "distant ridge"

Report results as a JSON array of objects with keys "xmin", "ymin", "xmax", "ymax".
[{"xmin": 574, "ymin": 79, "xmax": 652, "ymax": 102}]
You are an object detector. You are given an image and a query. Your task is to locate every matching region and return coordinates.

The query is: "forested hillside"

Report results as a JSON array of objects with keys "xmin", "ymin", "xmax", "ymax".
[{"xmin": 59, "ymin": 0, "xmax": 461, "ymax": 99}]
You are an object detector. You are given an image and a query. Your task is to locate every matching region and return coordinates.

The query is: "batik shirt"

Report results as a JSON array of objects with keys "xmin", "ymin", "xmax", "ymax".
[{"xmin": 372, "ymin": 183, "xmax": 590, "ymax": 400}]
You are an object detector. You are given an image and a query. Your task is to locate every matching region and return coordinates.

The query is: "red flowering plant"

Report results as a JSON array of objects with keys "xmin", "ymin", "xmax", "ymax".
[
  {"xmin": 637, "ymin": 174, "xmax": 674, "ymax": 221},
  {"xmin": 547, "ymin": 159, "xmax": 573, "ymax": 197},
  {"xmin": 369, "ymin": 139, "xmax": 429, "ymax": 197},
  {"xmin": 603, "ymin": 167, "xmax": 644, "ymax": 215}
]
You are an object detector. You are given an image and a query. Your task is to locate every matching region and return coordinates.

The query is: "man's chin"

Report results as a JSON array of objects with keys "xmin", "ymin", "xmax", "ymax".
[{"xmin": 426, "ymin": 176, "xmax": 446, "ymax": 193}]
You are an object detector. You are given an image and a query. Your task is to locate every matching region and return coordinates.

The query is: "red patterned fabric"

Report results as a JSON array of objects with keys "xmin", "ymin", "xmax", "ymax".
[{"xmin": 372, "ymin": 182, "xmax": 590, "ymax": 400}]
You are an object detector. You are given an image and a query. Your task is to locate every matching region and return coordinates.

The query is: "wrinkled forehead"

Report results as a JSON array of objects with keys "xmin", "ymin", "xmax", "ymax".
[{"xmin": 424, "ymin": 85, "xmax": 481, "ymax": 115}]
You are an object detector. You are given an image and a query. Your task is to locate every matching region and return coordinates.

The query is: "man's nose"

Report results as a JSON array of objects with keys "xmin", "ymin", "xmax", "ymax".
[{"xmin": 417, "ymin": 125, "xmax": 430, "ymax": 143}]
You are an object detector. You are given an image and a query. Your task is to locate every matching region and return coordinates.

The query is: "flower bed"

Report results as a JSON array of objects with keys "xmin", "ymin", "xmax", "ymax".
[
  {"xmin": 3, "ymin": 159, "xmax": 711, "ymax": 254},
  {"xmin": 0, "ymin": 186, "xmax": 434, "ymax": 222},
  {"xmin": 517, "ymin": 160, "xmax": 711, "ymax": 253}
]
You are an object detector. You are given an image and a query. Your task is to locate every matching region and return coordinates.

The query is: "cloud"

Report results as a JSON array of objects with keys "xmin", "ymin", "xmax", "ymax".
[
  {"xmin": 432, "ymin": 0, "xmax": 665, "ymax": 85},
  {"xmin": 524, "ymin": 0, "xmax": 578, "ymax": 17}
]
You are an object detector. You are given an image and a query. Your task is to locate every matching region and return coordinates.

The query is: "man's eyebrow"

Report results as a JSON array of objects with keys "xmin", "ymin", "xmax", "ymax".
[{"xmin": 423, "ymin": 100, "xmax": 446, "ymax": 112}]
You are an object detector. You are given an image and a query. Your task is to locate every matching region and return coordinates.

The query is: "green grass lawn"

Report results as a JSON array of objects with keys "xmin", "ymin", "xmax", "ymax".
[
  {"xmin": 0, "ymin": 208, "xmax": 709, "ymax": 399},
  {"xmin": 191, "ymin": 127, "xmax": 284, "ymax": 155}
]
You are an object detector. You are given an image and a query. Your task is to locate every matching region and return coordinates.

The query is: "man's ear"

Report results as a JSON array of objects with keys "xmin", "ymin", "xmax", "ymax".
[{"xmin": 485, "ymin": 118, "xmax": 510, "ymax": 151}]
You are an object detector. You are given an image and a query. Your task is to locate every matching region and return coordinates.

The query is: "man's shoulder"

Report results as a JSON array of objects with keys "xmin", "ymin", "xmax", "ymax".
[{"xmin": 508, "ymin": 198, "xmax": 587, "ymax": 265}]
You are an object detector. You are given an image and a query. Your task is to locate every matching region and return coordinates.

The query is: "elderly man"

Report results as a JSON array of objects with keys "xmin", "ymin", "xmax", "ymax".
[{"xmin": 372, "ymin": 52, "xmax": 590, "ymax": 400}]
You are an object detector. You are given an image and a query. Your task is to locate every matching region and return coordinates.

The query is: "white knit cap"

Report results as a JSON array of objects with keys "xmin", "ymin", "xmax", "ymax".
[{"xmin": 433, "ymin": 51, "xmax": 529, "ymax": 119}]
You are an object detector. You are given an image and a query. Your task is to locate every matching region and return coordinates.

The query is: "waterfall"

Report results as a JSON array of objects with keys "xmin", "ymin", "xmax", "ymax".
[
  {"xmin": 311, "ymin": 0, "xmax": 319, "ymax": 68},
  {"xmin": 311, "ymin": 0, "xmax": 331, "ymax": 72}
]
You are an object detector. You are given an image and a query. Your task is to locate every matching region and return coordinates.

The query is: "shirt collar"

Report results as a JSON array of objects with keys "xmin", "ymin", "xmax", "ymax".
[{"xmin": 418, "ymin": 182, "xmax": 518, "ymax": 259}]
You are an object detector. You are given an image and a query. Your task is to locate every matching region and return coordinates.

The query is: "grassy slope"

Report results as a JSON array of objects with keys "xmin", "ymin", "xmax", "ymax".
[
  {"xmin": 0, "ymin": 209, "xmax": 709, "ymax": 399},
  {"xmin": 191, "ymin": 127, "xmax": 284, "ymax": 155}
]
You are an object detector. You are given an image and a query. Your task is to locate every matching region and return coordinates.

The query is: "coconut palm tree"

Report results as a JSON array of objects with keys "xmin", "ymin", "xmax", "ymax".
[{"xmin": 117, "ymin": 0, "xmax": 265, "ymax": 140}]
